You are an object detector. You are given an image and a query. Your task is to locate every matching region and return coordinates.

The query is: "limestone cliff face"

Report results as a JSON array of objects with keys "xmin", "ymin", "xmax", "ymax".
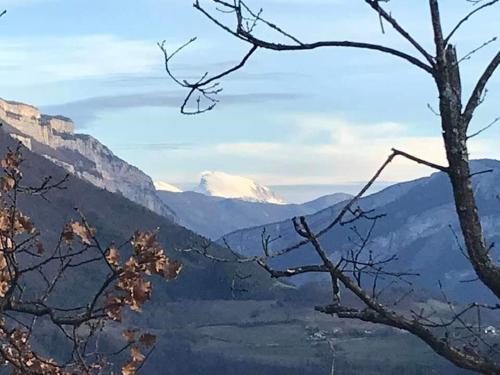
[{"xmin": 0, "ymin": 97, "xmax": 175, "ymax": 220}]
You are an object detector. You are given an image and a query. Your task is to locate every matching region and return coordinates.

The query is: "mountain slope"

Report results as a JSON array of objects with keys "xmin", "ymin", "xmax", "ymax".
[
  {"xmin": 0, "ymin": 131, "xmax": 274, "ymax": 303},
  {"xmin": 0, "ymin": 97, "xmax": 175, "ymax": 220},
  {"xmin": 157, "ymin": 190, "xmax": 351, "ymax": 239},
  {"xmin": 221, "ymin": 161, "xmax": 500, "ymax": 301},
  {"xmin": 0, "ymin": 132, "xmax": 330, "ymax": 373},
  {"xmin": 195, "ymin": 171, "xmax": 285, "ymax": 204}
]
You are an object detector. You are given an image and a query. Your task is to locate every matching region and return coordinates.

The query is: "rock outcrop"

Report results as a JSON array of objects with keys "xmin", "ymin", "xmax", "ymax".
[{"xmin": 0, "ymin": 97, "xmax": 175, "ymax": 220}]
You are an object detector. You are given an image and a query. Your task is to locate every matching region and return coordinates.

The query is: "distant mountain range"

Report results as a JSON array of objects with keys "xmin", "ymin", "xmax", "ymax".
[
  {"xmin": 154, "ymin": 171, "xmax": 351, "ymax": 239},
  {"xmin": 221, "ymin": 160, "xmax": 500, "ymax": 302},
  {"xmin": 157, "ymin": 190, "xmax": 352, "ymax": 239}
]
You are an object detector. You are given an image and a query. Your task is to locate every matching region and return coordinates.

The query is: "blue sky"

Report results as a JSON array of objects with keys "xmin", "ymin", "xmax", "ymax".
[{"xmin": 0, "ymin": 0, "xmax": 498, "ymax": 200}]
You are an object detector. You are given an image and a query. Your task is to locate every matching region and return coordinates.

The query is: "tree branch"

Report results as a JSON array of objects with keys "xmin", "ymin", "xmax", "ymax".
[
  {"xmin": 429, "ymin": 0, "xmax": 445, "ymax": 61},
  {"xmin": 364, "ymin": 0, "xmax": 435, "ymax": 65},
  {"xmin": 463, "ymin": 52, "xmax": 500, "ymax": 127},
  {"xmin": 445, "ymin": 0, "xmax": 499, "ymax": 44},
  {"xmin": 299, "ymin": 217, "xmax": 500, "ymax": 374},
  {"xmin": 392, "ymin": 148, "xmax": 449, "ymax": 172},
  {"xmin": 193, "ymin": 1, "xmax": 434, "ymax": 75}
]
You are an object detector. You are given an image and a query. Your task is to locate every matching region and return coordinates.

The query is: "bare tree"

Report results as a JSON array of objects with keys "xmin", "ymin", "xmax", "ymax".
[
  {"xmin": 162, "ymin": 1, "xmax": 500, "ymax": 373},
  {"xmin": 0, "ymin": 141, "xmax": 182, "ymax": 373}
]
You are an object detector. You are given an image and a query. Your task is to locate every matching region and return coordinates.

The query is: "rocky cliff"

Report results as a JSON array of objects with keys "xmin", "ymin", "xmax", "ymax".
[{"xmin": 0, "ymin": 97, "xmax": 175, "ymax": 220}]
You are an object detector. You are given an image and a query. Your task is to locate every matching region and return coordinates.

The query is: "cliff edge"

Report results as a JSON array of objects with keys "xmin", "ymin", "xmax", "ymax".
[{"xmin": 0, "ymin": 97, "xmax": 176, "ymax": 220}]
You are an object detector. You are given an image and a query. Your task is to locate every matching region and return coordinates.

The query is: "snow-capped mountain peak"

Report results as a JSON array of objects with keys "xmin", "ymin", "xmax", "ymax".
[
  {"xmin": 195, "ymin": 171, "xmax": 285, "ymax": 204},
  {"xmin": 154, "ymin": 181, "xmax": 183, "ymax": 193}
]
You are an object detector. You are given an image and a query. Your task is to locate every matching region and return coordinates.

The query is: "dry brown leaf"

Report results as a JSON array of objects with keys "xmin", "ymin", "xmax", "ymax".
[
  {"xmin": 0, "ymin": 151, "xmax": 20, "ymax": 169},
  {"xmin": 139, "ymin": 333, "xmax": 156, "ymax": 348},
  {"xmin": 0, "ymin": 279, "xmax": 9, "ymax": 297},
  {"xmin": 70, "ymin": 221, "xmax": 93, "ymax": 245},
  {"xmin": 61, "ymin": 224, "xmax": 74, "ymax": 243},
  {"xmin": 130, "ymin": 347, "xmax": 145, "ymax": 362},
  {"xmin": 121, "ymin": 360, "xmax": 136, "ymax": 375},
  {"xmin": 0, "ymin": 252, "xmax": 6, "ymax": 270},
  {"xmin": 107, "ymin": 246, "xmax": 120, "ymax": 268},
  {"xmin": 0, "ymin": 176, "xmax": 15, "ymax": 192},
  {"xmin": 105, "ymin": 295, "xmax": 123, "ymax": 322},
  {"xmin": 163, "ymin": 259, "xmax": 182, "ymax": 280},
  {"xmin": 0, "ymin": 212, "xmax": 9, "ymax": 231},
  {"xmin": 130, "ymin": 279, "xmax": 151, "ymax": 311},
  {"xmin": 35, "ymin": 240, "xmax": 44, "ymax": 255},
  {"xmin": 0, "ymin": 236, "xmax": 13, "ymax": 251},
  {"xmin": 122, "ymin": 330, "xmax": 136, "ymax": 343},
  {"xmin": 17, "ymin": 214, "xmax": 35, "ymax": 234}
]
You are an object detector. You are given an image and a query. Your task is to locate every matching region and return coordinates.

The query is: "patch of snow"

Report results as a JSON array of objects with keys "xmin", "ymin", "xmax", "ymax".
[
  {"xmin": 154, "ymin": 181, "xmax": 183, "ymax": 193},
  {"xmin": 194, "ymin": 171, "xmax": 285, "ymax": 204}
]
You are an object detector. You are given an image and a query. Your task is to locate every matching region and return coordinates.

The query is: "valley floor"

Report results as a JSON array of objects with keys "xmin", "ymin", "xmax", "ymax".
[{"xmin": 126, "ymin": 299, "xmax": 473, "ymax": 374}]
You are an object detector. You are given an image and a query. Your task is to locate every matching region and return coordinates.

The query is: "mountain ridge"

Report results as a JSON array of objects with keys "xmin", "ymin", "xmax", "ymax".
[
  {"xmin": 0, "ymin": 96, "xmax": 175, "ymax": 220},
  {"xmin": 158, "ymin": 190, "xmax": 352, "ymax": 239},
  {"xmin": 220, "ymin": 160, "xmax": 500, "ymax": 302}
]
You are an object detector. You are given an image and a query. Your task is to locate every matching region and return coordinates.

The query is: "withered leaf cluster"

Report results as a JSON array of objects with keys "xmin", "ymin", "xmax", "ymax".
[{"xmin": 0, "ymin": 144, "xmax": 182, "ymax": 374}]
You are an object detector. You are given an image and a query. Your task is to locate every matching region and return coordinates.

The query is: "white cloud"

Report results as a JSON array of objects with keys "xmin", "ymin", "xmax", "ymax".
[
  {"xmin": 0, "ymin": 35, "xmax": 200, "ymax": 84},
  {"xmin": 292, "ymin": 115, "xmax": 407, "ymax": 144},
  {"xmin": 210, "ymin": 116, "xmax": 495, "ymax": 185}
]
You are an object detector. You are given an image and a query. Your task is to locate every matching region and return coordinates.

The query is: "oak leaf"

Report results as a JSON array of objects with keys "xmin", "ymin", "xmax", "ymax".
[
  {"xmin": 106, "ymin": 246, "xmax": 120, "ymax": 268},
  {"xmin": 0, "ymin": 252, "xmax": 6, "ymax": 270},
  {"xmin": 70, "ymin": 221, "xmax": 93, "ymax": 245},
  {"xmin": 139, "ymin": 333, "xmax": 156, "ymax": 348},
  {"xmin": 121, "ymin": 360, "xmax": 136, "ymax": 375},
  {"xmin": 130, "ymin": 346, "xmax": 145, "ymax": 362},
  {"xmin": 0, "ymin": 151, "xmax": 20, "ymax": 169},
  {"xmin": 0, "ymin": 176, "xmax": 15, "ymax": 192},
  {"xmin": 35, "ymin": 240, "xmax": 44, "ymax": 255},
  {"xmin": 163, "ymin": 259, "xmax": 182, "ymax": 280},
  {"xmin": 122, "ymin": 330, "xmax": 136, "ymax": 343},
  {"xmin": 17, "ymin": 213, "xmax": 35, "ymax": 234}
]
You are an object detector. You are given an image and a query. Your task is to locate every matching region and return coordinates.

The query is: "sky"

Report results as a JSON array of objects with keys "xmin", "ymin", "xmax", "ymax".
[{"xmin": 0, "ymin": 0, "xmax": 498, "ymax": 202}]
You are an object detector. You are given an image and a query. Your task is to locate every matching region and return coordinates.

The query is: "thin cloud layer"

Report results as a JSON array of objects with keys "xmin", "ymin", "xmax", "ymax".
[
  {"xmin": 185, "ymin": 116, "xmax": 497, "ymax": 186},
  {"xmin": 0, "ymin": 35, "xmax": 203, "ymax": 84},
  {"xmin": 42, "ymin": 91, "xmax": 302, "ymax": 127}
]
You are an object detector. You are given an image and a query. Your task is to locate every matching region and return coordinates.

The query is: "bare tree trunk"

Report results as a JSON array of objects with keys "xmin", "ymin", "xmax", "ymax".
[{"xmin": 438, "ymin": 45, "xmax": 500, "ymax": 299}]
